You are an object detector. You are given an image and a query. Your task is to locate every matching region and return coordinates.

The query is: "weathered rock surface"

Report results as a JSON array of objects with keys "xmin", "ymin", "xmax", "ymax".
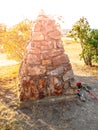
[{"xmin": 18, "ymin": 12, "xmax": 75, "ymax": 101}]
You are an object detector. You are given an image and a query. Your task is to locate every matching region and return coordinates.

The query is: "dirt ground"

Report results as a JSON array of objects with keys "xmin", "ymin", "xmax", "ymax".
[{"xmin": 0, "ymin": 41, "xmax": 98, "ymax": 130}]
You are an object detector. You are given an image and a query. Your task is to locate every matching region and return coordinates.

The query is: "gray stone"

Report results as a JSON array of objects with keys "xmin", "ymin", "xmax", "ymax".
[
  {"xmin": 63, "ymin": 70, "xmax": 74, "ymax": 81},
  {"xmin": 53, "ymin": 77, "xmax": 61, "ymax": 85},
  {"xmin": 28, "ymin": 66, "xmax": 46, "ymax": 76},
  {"xmin": 47, "ymin": 66, "xmax": 64, "ymax": 76}
]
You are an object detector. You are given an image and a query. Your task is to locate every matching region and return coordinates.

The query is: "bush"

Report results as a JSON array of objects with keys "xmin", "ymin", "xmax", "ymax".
[
  {"xmin": 68, "ymin": 17, "xmax": 98, "ymax": 66},
  {"xmin": 1, "ymin": 19, "xmax": 33, "ymax": 61}
]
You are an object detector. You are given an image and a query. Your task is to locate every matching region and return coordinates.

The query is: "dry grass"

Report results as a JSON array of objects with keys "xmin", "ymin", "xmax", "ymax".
[
  {"xmin": 0, "ymin": 39, "xmax": 98, "ymax": 129},
  {"xmin": 0, "ymin": 64, "xmax": 20, "ymax": 130}
]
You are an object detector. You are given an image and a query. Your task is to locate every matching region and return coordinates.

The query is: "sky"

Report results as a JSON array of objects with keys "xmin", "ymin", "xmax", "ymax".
[{"xmin": 0, "ymin": 0, "xmax": 98, "ymax": 29}]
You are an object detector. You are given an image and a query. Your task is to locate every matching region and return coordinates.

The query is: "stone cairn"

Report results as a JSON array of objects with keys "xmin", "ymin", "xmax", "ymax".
[{"xmin": 18, "ymin": 12, "xmax": 75, "ymax": 101}]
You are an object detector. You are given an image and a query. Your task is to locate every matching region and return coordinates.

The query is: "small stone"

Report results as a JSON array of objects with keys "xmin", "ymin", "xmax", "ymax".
[
  {"xmin": 32, "ymin": 32, "xmax": 44, "ymax": 41},
  {"xmin": 34, "ymin": 23, "xmax": 41, "ymax": 32},
  {"xmin": 42, "ymin": 59, "xmax": 52, "ymax": 66},
  {"xmin": 47, "ymin": 66, "xmax": 64, "ymax": 76},
  {"xmin": 28, "ymin": 66, "xmax": 46, "ymax": 76},
  {"xmin": 40, "ymin": 41, "xmax": 54, "ymax": 50},
  {"xmin": 32, "ymin": 48, "xmax": 41, "ymax": 54},
  {"xmin": 27, "ymin": 54, "xmax": 41, "ymax": 65},
  {"xmin": 50, "ymin": 49, "xmax": 64, "ymax": 57},
  {"xmin": 52, "ymin": 54, "xmax": 69, "ymax": 66},
  {"xmin": 63, "ymin": 70, "xmax": 74, "ymax": 81},
  {"xmin": 41, "ymin": 45, "xmax": 49, "ymax": 50},
  {"xmin": 64, "ymin": 63, "xmax": 72, "ymax": 72},
  {"xmin": 47, "ymin": 41, "xmax": 54, "ymax": 49},
  {"xmin": 42, "ymin": 51, "xmax": 51, "ymax": 59},
  {"xmin": 53, "ymin": 77, "xmax": 61, "ymax": 85},
  {"xmin": 56, "ymin": 40, "xmax": 63, "ymax": 48},
  {"xmin": 48, "ymin": 30, "xmax": 61, "ymax": 39}
]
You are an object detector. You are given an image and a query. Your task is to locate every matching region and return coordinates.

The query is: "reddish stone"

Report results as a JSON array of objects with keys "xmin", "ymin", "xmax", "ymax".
[
  {"xmin": 46, "ymin": 26, "xmax": 54, "ymax": 33},
  {"xmin": 56, "ymin": 40, "xmax": 63, "ymax": 48},
  {"xmin": 53, "ymin": 40, "xmax": 57, "ymax": 48},
  {"xmin": 24, "ymin": 86, "xmax": 31, "ymax": 97},
  {"xmin": 40, "ymin": 41, "xmax": 54, "ymax": 50},
  {"xmin": 47, "ymin": 41, "xmax": 54, "ymax": 49},
  {"xmin": 27, "ymin": 48, "xmax": 41, "ymax": 54},
  {"xmin": 44, "ymin": 35, "xmax": 50, "ymax": 41},
  {"xmin": 19, "ymin": 91, "xmax": 26, "ymax": 101},
  {"xmin": 50, "ymin": 49, "xmax": 64, "ymax": 57},
  {"xmin": 42, "ymin": 51, "xmax": 51, "ymax": 59},
  {"xmin": 47, "ymin": 19, "xmax": 55, "ymax": 25},
  {"xmin": 40, "ymin": 41, "xmax": 47, "ymax": 46},
  {"xmin": 54, "ymin": 89, "xmax": 63, "ymax": 95},
  {"xmin": 41, "ymin": 45, "xmax": 49, "ymax": 50},
  {"xmin": 38, "ymin": 79, "xmax": 47, "ymax": 98},
  {"xmin": 32, "ymin": 32, "xmax": 44, "ymax": 41},
  {"xmin": 27, "ymin": 54, "xmax": 41, "ymax": 65},
  {"xmin": 64, "ymin": 63, "xmax": 72, "ymax": 72},
  {"xmin": 52, "ymin": 54, "xmax": 69, "ymax": 66},
  {"xmin": 46, "ymin": 66, "xmax": 55, "ymax": 71},
  {"xmin": 34, "ymin": 23, "xmax": 41, "ymax": 32},
  {"xmin": 48, "ymin": 30, "xmax": 61, "ymax": 39},
  {"xmin": 26, "ymin": 42, "xmax": 32, "ymax": 50},
  {"xmin": 30, "ymin": 84, "xmax": 39, "ymax": 99},
  {"xmin": 38, "ymin": 80, "xmax": 46, "ymax": 89},
  {"xmin": 28, "ymin": 66, "xmax": 46, "ymax": 76},
  {"xmin": 42, "ymin": 59, "xmax": 52, "ymax": 66},
  {"xmin": 32, "ymin": 48, "xmax": 41, "ymax": 54},
  {"xmin": 32, "ymin": 42, "xmax": 41, "ymax": 48}
]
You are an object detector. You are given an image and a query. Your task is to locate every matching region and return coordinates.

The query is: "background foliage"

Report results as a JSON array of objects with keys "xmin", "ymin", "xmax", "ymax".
[
  {"xmin": 0, "ymin": 16, "xmax": 98, "ymax": 66},
  {"xmin": 68, "ymin": 17, "xmax": 98, "ymax": 66},
  {"xmin": 0, "ymin": 19, "xmax": 32, "ymax": 61}
]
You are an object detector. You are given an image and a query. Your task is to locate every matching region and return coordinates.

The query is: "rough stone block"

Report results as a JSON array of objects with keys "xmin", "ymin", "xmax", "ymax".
[
  {"xmin": 42, "ymin": 52, "xmax": 51, "ymax": 59},
  {"xmin": 28, "ymin": 66, "xmax": 46, "ymax": 76},
  {"xmin": 27, "ymin": 54, "xmax": 41, "ymax": 65},
  {"xmin": 32, "ymin": 32, "xmax": 44, "ymax": 41},
  {"xmin": 52, "ymin": 54, "xmax": 69, "ymax": 66},
  {"xmin": 34, "ymin": 23, "xmax": 41, "ymax": 32},
  {"xmin": 64, "ymin": 63, "xmax": 72, "ymax": 72},
  {"xmin": 56, "ymin": 40, "xmax": 63, "ymax": 48},
  {"xmin": 32, "ymin": 48, "xmax": 41, "ymax": 54},
  {"xmin": 42, "ymin": 59, "xmax": 52, "ymax": 66},
  {"xmin": 63, "ymin": 70, "xmax": 74, "ymax": 81},
  {"xmin": 47, "ymin": 66, "xmax": 64, "ymax": 76},
  {"xmin": 50, "ymin": 49, "xmax": 64, "ymax": 57},
  {"xmin": 48, "ymin": 30, "xmax": 61, "ymax": 39}
]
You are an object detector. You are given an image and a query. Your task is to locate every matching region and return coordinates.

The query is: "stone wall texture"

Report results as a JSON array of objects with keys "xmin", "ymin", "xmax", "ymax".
[{"xmin": 18, "ymin": 12, "xmax": 75, "ymax": 101}]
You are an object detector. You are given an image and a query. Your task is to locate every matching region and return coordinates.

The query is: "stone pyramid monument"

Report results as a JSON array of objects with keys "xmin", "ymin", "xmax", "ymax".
[{"xmin": 18, "ymin": 11, "xmax": 75, "ymax": 101}]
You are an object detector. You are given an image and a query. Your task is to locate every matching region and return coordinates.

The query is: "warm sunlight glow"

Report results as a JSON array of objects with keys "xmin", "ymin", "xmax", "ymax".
[{"xmin": 0, "ymin": 0, "xmax": 98, "ymax": 28}]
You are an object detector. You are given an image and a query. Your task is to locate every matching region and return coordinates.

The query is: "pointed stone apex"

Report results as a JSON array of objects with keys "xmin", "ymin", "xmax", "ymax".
[{"xmin": 38, "ymin": 9, "xmax": 46, "ymax": 16}]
